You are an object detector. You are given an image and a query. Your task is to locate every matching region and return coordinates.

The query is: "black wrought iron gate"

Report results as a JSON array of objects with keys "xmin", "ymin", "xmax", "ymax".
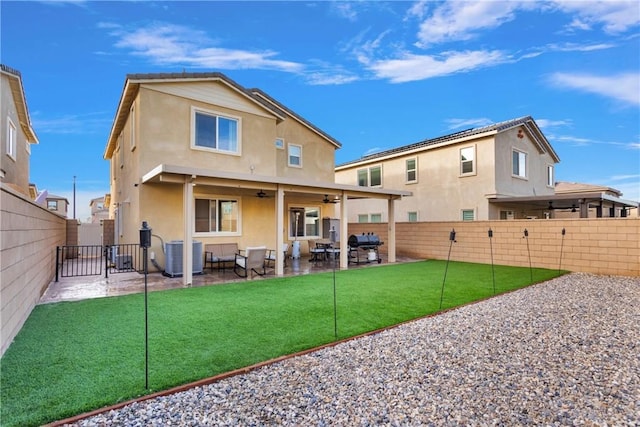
[{"xmin": 55, "ymin": 244, "xmax": 142, "ymax": 281}]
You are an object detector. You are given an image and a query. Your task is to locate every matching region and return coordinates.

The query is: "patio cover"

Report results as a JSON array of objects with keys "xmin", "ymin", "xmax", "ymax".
[
  {"xmin": 142, "ymin": 164, "xmax": 412, "ymax": 285},
  {"xmin": 488, "ymin": 193, "xmax": 639, "ymax": 218}
]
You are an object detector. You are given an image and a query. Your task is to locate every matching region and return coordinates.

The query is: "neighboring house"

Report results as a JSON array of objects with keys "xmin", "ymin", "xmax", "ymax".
[
  {"xmin": 104, "ymin": 72, "xmax": 409, "ymax": 284},
  {"xmin": 45, "ymin": 193, "xmax": 69, "ymax": 218},
  {"xmin": 336, "ymin": 116, "xmax": 561, "ymax": 222},
  {"xmin": 89, "ymin": 196, "xmax": 109, "ymax": 224},
  {"xmin": 552, "ymin": 181, "xmax": 637, "ymax": 218},
  {"xmin": 1, "ymin": 64, "xmax": 38, "ymax": 196}
]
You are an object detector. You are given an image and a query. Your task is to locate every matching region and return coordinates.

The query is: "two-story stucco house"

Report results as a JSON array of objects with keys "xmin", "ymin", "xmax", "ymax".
[
  {"xmin": 1, "ymin": 64, "xmax": 38, "ymax": 196},
  {"xmin": 336, "ymin": 116, "xmax": 560, "ymax": 222},
  {"xmin": 104, "ymin": 72, "xmax": 409, "ymax": 284}
]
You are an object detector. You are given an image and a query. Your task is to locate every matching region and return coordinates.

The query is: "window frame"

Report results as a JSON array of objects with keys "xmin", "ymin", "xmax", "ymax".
[
  {"xmin": 47, "ymin": 200, "xmax": 58, "ymax": 210},
  {"xmin": 288, "ymin": 143, "xmax": 302, "ymax": 168},
  {"xmin": 512, "ymin": 148, "xmax": 528, "ymax": 179},
  {"xmin": 357, "ymin": 214, "xmax": 369, "ymax": 223},
  {"xmin": 406, "ymin": 158, "xmax": 418, "ymax": 183},
  {"xmin": 275, "ymin": 137, "xmax": 284, "ymax": 149},
  {"xmin": 460, "ymin": 145, "xmax": 476, "ymax": 176},
  {"xmin": 546, "ymin": 164, "xmax": 554, "ymax": 187},
  {"xmin": 357, "ymin": 165, "xmax": 383, "ymax": 187},
  {"xmin": 193, "ymin": 196, "xmax": 241, "ymax": 236},
  {"xmin": 461, "ymin": 209, "xmax": 475, "ymax": 221},
  {"xmin": 289, "ymin": 206, "xmax": 321, "ymax": 239},
  {"xmin": 408, "ymin": 211, "xmax": 418, "ymax": 222},
  {"xmin": 370, "ymin": 213, "xmax": 382, "ymax": 223},
  {"xmin": 6, "ymin": 117, "xmax": 16, "ymax": 160},
  {"xmin": 191, "ymin": 107, "xmax": 241, "ymax": 155}
]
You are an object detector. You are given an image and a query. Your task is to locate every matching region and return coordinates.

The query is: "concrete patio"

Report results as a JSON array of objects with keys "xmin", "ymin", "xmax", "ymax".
[{"xmin": 40, "ymin": 253, "xmax": 417, "ymax": 304}]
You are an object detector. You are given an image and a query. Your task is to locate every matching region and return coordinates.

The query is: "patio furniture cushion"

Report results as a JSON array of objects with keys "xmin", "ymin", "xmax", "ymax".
[{"xmin": 234, "ymin": 246, "xmax": 267, "ymax": 279}]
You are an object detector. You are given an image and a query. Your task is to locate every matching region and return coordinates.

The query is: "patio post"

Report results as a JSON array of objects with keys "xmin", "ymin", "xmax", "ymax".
[
  {"xmin": 387, "ymin": 198, "xmax": 396, "ymax": 263},
  {"xmin": 275, "ymin": 185, "xmax": 285, "ymax": 276}
]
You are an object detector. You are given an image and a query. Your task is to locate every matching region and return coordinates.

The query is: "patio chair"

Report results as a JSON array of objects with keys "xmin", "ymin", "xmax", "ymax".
[
  {"xmin": 234, "ymin": 246, "xmax": 267, "ymax": 279},
  {"xmin": 265, "ymin": 243, "xmax": 289, "ymax": 268},
  {"xmin": 308, "ymin": 239, "xmax": 326, "ymax": 263}
]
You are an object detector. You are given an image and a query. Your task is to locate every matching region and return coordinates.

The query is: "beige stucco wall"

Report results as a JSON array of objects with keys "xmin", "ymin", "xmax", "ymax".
[
  {"xmin": 0, "ymin": 74, "xmax": 31, "ymax": 195},
  {"xmin": 1, "ymin": 184, "xmax": 66, "ymax": 356},
  {"xmin": 349, "ymin": 217, "xmax": 639, "ymax": 277}
]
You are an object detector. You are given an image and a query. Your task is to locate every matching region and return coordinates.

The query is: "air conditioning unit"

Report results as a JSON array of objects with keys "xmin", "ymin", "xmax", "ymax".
[
  {"xmin": 164, "ymin": 240, "xmax": 203, "ymax": 277},
  {"xmin": 115, "ymin": 254, "xmax": 133, "ymax": 270}
]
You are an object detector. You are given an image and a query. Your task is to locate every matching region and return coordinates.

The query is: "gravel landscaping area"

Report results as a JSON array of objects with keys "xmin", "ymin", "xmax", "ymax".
[{"xmin": 71, "ymin": 273, "xmax": 639, "ymax": 426}]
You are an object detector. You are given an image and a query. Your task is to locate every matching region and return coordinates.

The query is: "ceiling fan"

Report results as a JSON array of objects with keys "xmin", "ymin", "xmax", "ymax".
[
  {"xmin": 322, "ymin": 194, "xmax": 339, "ymax": 204},
  {"xmin": 256, "ymin": 190, "xmax": 270, "ymax": 198}
]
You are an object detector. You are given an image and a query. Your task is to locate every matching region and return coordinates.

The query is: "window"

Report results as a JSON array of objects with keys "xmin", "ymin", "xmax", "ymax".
[
  {"xmin": 546, "ymin": 165, "xmax": 554, "ymax": 187},
  {"xmin": 462, "ymin": 209, "xmax": 475, "ymax": 221},
  {"xmin": 406, "ymin": 158, "xmax": 417, "ymax": 183},
  {"xmin": 370, "ymin": 213, "xmax": 382, "ymax": 223},
  {"xmin": 195, "ymin": 198, "xmax": 239, "ymax": 234},
  {"xmin": 193, "ymin": 109, "xmax": 239, "ymax": 153},
  {"xmin": 357, "ymin": 165, "xmax": 382, "ymax": 187},
  {"xmin": 47, "ymin": 200, "xmax": 57, "ymax": 210},
  {"xmin": 408, "ymin": 211, "xmax": 418, "ymax": 222},
  {"xmin": 290, "ymin": 207, "xmax": 319, "ymax": 238},
  {"xmin": 460, "ymin": 146, "xmax": 475, "ymax": 175},
  {"xmin": 513, "ymin": 149, "xmax": 527, "ymax": 178},
  {"xmin": 130, "ymin": 106, "xmax": 136, "ymax": 150},
  {"xmin": 275, "ymin": 138, "xmax": 284, "ymax": 149},
  {"xmin": 288, "ymin": 144, "xmax": 302, "ymax": 167},
  {"xmin": 6, "ymin": 118, "xmax": 16, "ymax": 160},
  {"xmin": 357, "ymin": 214, "xmax": 368, "ymax": 223}
]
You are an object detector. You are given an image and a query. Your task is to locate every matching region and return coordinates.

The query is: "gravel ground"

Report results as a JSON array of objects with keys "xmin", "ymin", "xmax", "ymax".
[{"xmin": 72, "ymin": 273, "xmax": 639, "ymax": 426}]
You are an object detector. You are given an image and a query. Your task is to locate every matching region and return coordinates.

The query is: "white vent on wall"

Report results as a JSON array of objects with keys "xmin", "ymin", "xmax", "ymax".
[{"xmin": 164, "ymin": 240, "xmax": 203, "ymax": 277}]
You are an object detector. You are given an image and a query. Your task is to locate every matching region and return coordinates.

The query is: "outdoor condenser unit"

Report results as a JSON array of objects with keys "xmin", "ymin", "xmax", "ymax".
[
  {"xmin": 164, "ymin": 240, "xmax": 203, "ymax": 277},
  {"xmin": 110, "ymin": 247, "xmax": 133, "ymax": 270}
]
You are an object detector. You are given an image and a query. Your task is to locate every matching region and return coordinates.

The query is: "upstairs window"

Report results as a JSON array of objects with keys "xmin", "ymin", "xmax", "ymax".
[
  {"xmin": 546, "ymin": 165, "xmax": 554, "ymax": 187},
  {"xmin": 462, "ymin": 209, "xmax": 475, "ymax": 221},
  {"xmin": 288, "ymin": 144, "xmax": 302, "ymax": 167},
  {"xmin": 357, "ymin": 165, "xmax": 382, "ymax": 187},
  {"xmin": 460, "ymin": 146, "xmax": 475, "ymax": 175},
  {"xmin": 406, "ymin": 158, "xmax": 417, "ymax": 183},
  {"xmin": 513, "ymin": 149, "xmax": 527, "ymax": 178},
  {"xmin": 408, "ymin": 211, "xmax": 418, "ymax": 222},
  {"xmin": 47, "ymin": 200, "xmax": 58, "ymax": 210},
  {"xmin": 193, "ymin": 108, "xmax": 239, "ymax": 153},
  {"xmin": 6, "ymin": 118, "xmax": 16, "ymax": 160},
  {"xmin": 130, "ymin": 105, "xmax": 136, "ymax": 150}
]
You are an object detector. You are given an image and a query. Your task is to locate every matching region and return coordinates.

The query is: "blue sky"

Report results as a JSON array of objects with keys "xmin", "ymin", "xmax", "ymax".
[{"xmin": 2, "ymin": 0, "xmax": 639, "ymax": 221}]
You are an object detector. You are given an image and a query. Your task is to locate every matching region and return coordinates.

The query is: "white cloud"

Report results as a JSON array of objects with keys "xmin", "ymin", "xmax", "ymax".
[
  {"xmin": 415, "ymin": 1, "xmax": 522, "ymax": 47},
  {"xmin": 368, "ymin": 50, "xmax": 508, "ymax": 83},
  {"xmin": 331, "ymin": 2, "xmax": 358, "ymax": 22},
  {"xmin": 445, "ymin": 118, "xmax": 493, "ymax": 130},
  {"xmin": 548, "ymin": 72, "xmax": 640, "ymax": 106},
  {"xmin": 551, "ymin": 0, "xmax": 640, "ymax": 34},
  {"xmin": 31, "ymin": 112, "xmax": 111, "ymax": 134},
  {"xmin": 107, "ymin": 22, "xmax": 304, "ymax": 72},
  {"xmin": 535, "ymin": 118, "xmax": 573, "ymax": 128}
]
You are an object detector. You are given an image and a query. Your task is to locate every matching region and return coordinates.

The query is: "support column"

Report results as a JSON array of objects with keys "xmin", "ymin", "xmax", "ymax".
[
  {"xmin": 183, "ymin": 179, "xmax": 193, "ymax": 286},
  {"xmin": 340, "ymin": 192, "xmax": 349, "ymax": 270},
  {"xmin": 387, "ymin": 198, "xmax": 396, "ymax": 263},
  {"xmin": 275, "ymin": 185, "xmax": 285, "ymax": 276}
]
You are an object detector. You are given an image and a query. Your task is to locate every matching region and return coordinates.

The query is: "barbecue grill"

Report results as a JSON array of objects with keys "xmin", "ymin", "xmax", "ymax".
[{"xmin": 348, "ymin": 233, "xmax": 383, "ymax": 264}]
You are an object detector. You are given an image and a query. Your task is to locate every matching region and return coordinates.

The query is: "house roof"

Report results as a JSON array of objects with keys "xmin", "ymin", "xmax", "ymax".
[
  {"xmin": 1, "ymin": 64, "xmax": 38, "ymax": 144},
  {"xmin": 104, "ymin": 72, "xmax": 341, "ymax": 158},
  {"xmin": 250, "ymin": 88, "xmax": 341, "ymax": 149},
  {"xmin": 336, "ymin": 115, "xmax": 559, "ymax": 169}
]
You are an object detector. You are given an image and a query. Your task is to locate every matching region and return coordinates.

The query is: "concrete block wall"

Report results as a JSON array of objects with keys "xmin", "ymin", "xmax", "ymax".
[
  {"xmin": 1, "ymin": 185, "xmax": 66, "ymax": 356},
  {"xmin": 349, "ymin": 217, "xmax": 639, "ymax": 277}
]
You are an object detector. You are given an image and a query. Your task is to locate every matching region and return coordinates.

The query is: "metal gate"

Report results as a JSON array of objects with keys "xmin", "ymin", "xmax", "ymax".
[{"xmin": 55, "ymin": 244, "xmax": 142, "ymax": 281}]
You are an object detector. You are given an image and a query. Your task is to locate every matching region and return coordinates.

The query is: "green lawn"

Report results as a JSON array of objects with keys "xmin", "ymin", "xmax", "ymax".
[{"xmin": 1, "ymin": 260, "xmax": 565, "ymax": 426}]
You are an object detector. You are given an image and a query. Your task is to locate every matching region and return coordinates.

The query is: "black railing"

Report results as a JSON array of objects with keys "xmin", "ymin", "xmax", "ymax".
[{"xmin": 55, "ymin": 244, "xmax": 143, "ymax": 281}]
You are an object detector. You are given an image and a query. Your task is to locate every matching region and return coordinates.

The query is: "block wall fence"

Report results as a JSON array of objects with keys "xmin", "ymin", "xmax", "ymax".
[
  {"xmin": 1, "ymin": 185, "xmax": 68, "ymax": 356},
  {"xmin": 349, "ymin": 218, "xmax": 639, "ymax": 277}
]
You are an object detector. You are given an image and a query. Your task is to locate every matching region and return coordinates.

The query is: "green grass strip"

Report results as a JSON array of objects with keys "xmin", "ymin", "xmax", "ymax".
[{"xmin": 1, "ymin": 260, "xmax": 564, "ymax": 426}]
